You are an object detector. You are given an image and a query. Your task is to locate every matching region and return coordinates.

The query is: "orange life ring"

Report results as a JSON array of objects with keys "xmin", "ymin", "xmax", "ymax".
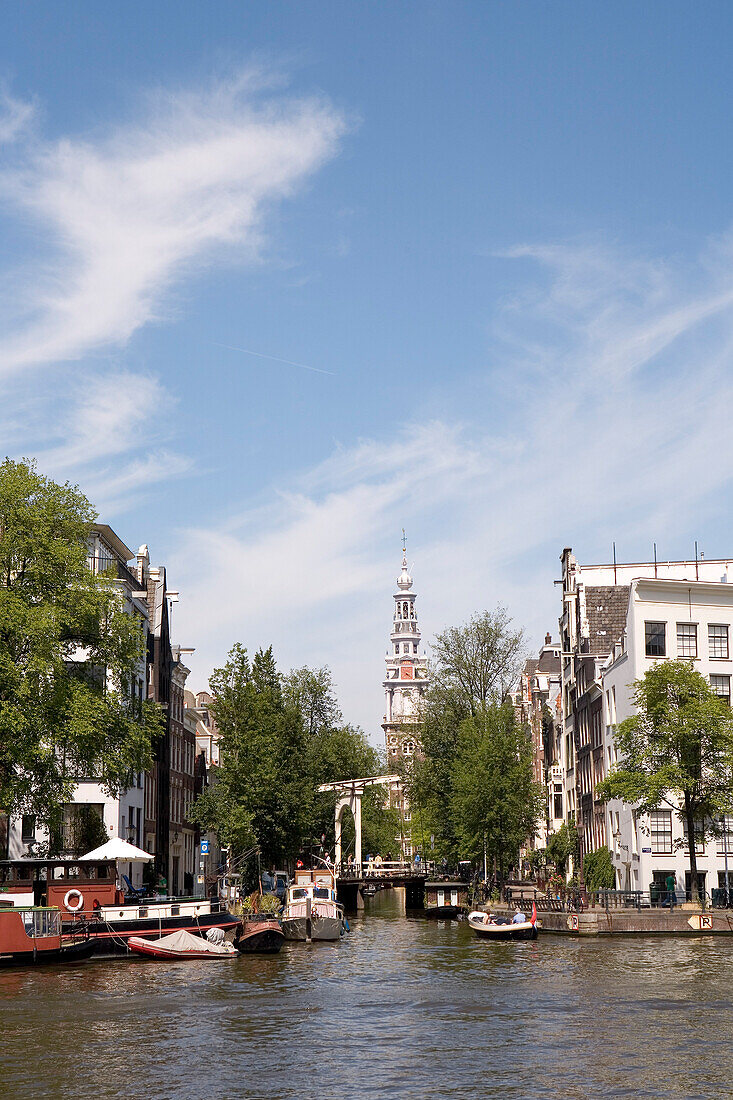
[{"xmin": 64, "ymin": 889, "xmax": 84, "ymax": 913}]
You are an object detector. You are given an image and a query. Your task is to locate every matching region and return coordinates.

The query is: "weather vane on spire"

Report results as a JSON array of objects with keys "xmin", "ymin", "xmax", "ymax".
[{"xmin": 402, "ymin": 527, "xmax": 407, "ymax": 554}]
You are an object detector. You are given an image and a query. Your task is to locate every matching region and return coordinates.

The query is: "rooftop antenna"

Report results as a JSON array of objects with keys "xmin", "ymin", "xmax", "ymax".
[
  {"xmin": 654, "ymin": 542, "xmax": 657, "ymax": 579},
  {"xmin": 613, "ymin": 541, "xmax": 617, "ymax": 585},
  {"xmin": 695, "ymin": 540, "xmax": 699, "ymax": 581}
]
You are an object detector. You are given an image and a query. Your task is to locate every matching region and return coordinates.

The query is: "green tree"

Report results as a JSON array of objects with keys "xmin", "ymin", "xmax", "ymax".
[
  {"xmin": 0, "ymin": 458, "xmax": 161, "ymax": 829},
  {"xmin": 405, "ymin": 607, "xmax": 526, "ymax": 863},
  {"xmin": 582, "ymin": 845, "xmax": 615, "ymax": 890},
  {"xmin": 190, "ymin": 644, "xmax": 311, "ymax": 868},
  {"xmin": 193, "ymin": 652, "xmax": 399, "ymax": 868},
  {"xmin": 597, "ymin": 660, "xmax": 733, "ymax": 904},
  {"xmin": 431, "ymin": 607, "xmax": 525, "ymax": 716},
  {"xmin": 450, "ymin": 702, "xmax": 544, "ymax": 885},
  {"xmin": 546, "ymin": 821, "xmax": 579, "ymax": 878},
  {"xmin": 308, "ymin": 722, "xmax": 398, "ymax": 858},
  {"xmin": 283, "ymin": 666, "xmax": 342, "ymax": 737}
]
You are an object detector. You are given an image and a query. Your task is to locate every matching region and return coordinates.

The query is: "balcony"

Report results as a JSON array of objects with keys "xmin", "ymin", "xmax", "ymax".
[{"xmin": 87, "ymin": 555, "xmax": 143, "ymax": 593}]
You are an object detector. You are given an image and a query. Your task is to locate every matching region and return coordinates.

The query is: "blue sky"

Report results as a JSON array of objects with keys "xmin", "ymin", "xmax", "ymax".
[{"xmin": 3, "ymin": 2, "xmax": 733, "ymax": 734}]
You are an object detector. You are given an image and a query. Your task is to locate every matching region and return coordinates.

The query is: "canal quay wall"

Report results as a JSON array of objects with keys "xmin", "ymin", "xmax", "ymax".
[{"xmin": 489, "ymin": 905, "xmax": 733, "ymax": 936}]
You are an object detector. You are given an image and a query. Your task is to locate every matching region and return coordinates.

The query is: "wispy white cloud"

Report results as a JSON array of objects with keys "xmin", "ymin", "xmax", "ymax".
[
  {"xmin": 0, "ymin": 71, "xmax": 345, "ymax": 514},
  {"xmin": 1, "ymin": 369, "xmax": 192, "ymax": 515},
  {"xmin": 0, "ymin": 88, "xmax": 35, "ymax": 145},
  {"xmin": 172, "ymin": 236, "xmax": 733, "ymax": 733},
  {"xmin": 0, "ymin": 73, "xmax": 345, "ymax": 374}
]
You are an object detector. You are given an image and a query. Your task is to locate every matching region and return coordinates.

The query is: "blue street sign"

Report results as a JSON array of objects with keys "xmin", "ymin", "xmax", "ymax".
[{"xmin": 200, "ymin": 840, "xmax": 209, "ymax": 854}]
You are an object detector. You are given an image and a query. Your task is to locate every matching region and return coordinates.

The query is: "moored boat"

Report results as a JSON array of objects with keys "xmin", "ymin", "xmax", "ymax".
[
  {"xmin": 235, "ymin": 916, "xmax": 284, "ymax": 954},
  {"xmin": 128, "ymin": 928, "xmax": 238, "ymax": 960},
  {"xmin": 281, "ymin": 867, "xmax": 346, "ymax": 942},
  {"xmin": 467, "ymin": 903, "xmax": 538, "ymax": 941},
  {"xmin": 424, "ymin": 880, "xmax": 468, "ymax": 918},
  {"xmin": 0, "ymin": 905, "xmax": 93, "ymax": 967},
  {"xmin": 0, "ymin": 859, "xmax": 239, "ymax": 955}
]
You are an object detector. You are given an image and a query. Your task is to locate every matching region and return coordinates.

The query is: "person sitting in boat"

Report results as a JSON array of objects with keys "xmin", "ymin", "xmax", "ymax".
[
  {"xmin": 482, "ymin": 909, "xmax": 495, "ymax": 925},
  {"xmin": 512, "ymin": 908, "xmax": 527, "ymax": 924}
]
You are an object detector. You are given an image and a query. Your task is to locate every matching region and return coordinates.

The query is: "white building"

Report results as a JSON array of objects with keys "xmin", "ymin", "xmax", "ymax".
[
  {"xmin": 603, "ymin": 576, "xmax": 733, "ymax": 901},
  {"xmin": 558, "ymin": 547, "xmax": 733, "ymax": 901},
  {"xmin": 9, "ymin": 524, "xmax": 149, "ymax": 886}
]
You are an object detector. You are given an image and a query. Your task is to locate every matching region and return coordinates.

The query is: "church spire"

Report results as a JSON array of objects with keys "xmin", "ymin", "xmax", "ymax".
[{"xmin": 382, "ymin": 538, "xmax": 430, "ymax": 765}]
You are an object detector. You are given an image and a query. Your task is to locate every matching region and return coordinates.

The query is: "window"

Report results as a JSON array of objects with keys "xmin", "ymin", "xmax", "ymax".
[
  {"xmin": 413, "ymin": 644, "xmax": 418, "ymax": 654},
  {"xmin": 676, "ymin": 623, "xmax": 697, "ymax": 658},
  {"xmin": 710, "ymin": 675, "xmax": 731, "ymax": 705},
  {"xmin": 717, "ymin": 816, "xmax": 733, "ymax": 856},
  {"xmin": 402, "ymin": 740, "xmax": 415, "ymax": 756},
  {"xmin": 553, "ymin": 784, "xmax": 563, "ymax": 821},
  {"xmin": 21, "ymin": 815, "xmax": 35, "ymax": 842},
  {"xmin": 709, "ymin": 624, "xmax": 729, "ymax": 660},
  {"xmin": 650, "ymin": 810, "xmax": 672, "ymax": 854},
  {"xmin": 645, "ymin": 621, "xmax": 666, "ymax": 658}
]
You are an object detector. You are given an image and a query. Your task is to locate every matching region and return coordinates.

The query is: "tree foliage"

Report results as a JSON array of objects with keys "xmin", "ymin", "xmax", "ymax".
[
  {"xmin": 582, "ymin": 845, "xmax": 615, "ymax": 890},
  {"xmin": 405, "ymin": 607, "xmax": 527, "ymax": 865},
  {"xmin": 546, "ymin": 821, "xmax": 579, "ymax": 877},
  {"xmin": 191, "ymin": 650, "xmax": 397, "ymax": 867},
  {"xmin": 450, "ymin": 702, "xmax": 544, "ymax": 881},
  {"xmin": 431, "ymin": 607, "xmax": 525, "ymax": 716},
  {"xmin": 0, "ymin": 458, "xmax": 161, "ymax": 826},
  {"xmin": 597, "ymin": 660, "xmax": 733, "ymax": 903}
]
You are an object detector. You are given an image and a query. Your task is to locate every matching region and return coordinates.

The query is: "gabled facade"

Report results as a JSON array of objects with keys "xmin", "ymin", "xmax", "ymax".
[{"xmin": 512, "ymin": 634, "xmax": 562, "ymax": 850}]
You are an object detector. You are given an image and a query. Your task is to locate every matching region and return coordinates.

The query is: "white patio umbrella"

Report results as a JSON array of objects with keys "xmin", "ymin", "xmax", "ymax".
[{"xmin": 79, "ymin": 837, "xmax": 153, "ymax": 862}]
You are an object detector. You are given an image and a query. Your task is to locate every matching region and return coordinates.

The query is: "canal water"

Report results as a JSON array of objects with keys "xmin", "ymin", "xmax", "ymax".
[{"xmin": 2, "ymin": 888, "xmax": 733, "ymax": 1100}]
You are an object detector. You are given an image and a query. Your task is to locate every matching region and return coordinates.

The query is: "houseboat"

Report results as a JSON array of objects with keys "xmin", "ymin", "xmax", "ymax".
[
  {"xmin": 0, "ymin": 904, "xmax": 93, "ymax": 967},
  {"xmin": 281, "ymin": 867, "xmax": 346, "ymax": 942},
  {"xmin": 423, "ymin": 880, "xmax": 467, "ymax": 918},
  {"xmin": 0, "ymin": 860, "xmax": 239, "ymax": 955}
]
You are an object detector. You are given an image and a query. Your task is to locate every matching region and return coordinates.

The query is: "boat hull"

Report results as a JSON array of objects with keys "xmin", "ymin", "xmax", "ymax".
[
  {"xmin": 235, "ymin": 920, "xmax": 284, "ymax": 954},
  {"xmin": 128, "ymin": 937, "xmax": 237, "ymax": 961},
  {"xmin": 0, "ymin": 938, "xmax": 95, "ymax": 968},
  {"xmin": 282, "ymin": 915, "xmax": 343, "ymax": 942},
  {"xmin": 424, "ymin": 905, "xmax": 460, "ymax": 919},
  {"xmin": 87, "ymin": 911, "xmax": 241, "ymax": 955},
  {"xmin": 468, "ymin": 916, "xmax": 538, "ymax": 940}
]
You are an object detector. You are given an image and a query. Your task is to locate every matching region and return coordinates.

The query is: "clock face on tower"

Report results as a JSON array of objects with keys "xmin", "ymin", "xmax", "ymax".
[{"xmin": 401, "ymin": 663, "xmax": 414, "ymax": 680}]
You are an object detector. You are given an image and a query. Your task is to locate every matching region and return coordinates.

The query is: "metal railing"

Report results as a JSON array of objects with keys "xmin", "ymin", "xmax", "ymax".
[{"xmin": 336, "ymin": 860, "xmax": 436, "ymax": 879}]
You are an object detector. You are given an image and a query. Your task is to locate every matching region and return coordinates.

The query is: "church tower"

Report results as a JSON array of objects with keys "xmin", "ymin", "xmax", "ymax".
[{"xmin": 382, "ymin": 537, "xmax": 430, "ymax": 770}]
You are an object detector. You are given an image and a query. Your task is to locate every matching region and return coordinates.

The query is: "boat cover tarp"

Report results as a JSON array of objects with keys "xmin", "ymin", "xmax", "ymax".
[{"xmin": 131, "ymin": 929, "xmax": 235, "ymax": 954}]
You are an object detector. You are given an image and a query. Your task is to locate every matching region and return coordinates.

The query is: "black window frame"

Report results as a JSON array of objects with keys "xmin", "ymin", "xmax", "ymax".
[{"xmin": 645, "ymin": 621, "xmax": 666, "ymax": 658}]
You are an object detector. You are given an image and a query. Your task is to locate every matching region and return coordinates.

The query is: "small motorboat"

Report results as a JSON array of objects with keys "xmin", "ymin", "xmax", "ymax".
[
  {"xmin": 468, "ymin": 903, "xmax": 539, "ymax": 941},
  {"xmin": 235, "ymin": 917, "xmax": 284, "ymax": 954},
  {"xmin": 127, "ymin": 929, "xmax": 238, "ymax": 960}
]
